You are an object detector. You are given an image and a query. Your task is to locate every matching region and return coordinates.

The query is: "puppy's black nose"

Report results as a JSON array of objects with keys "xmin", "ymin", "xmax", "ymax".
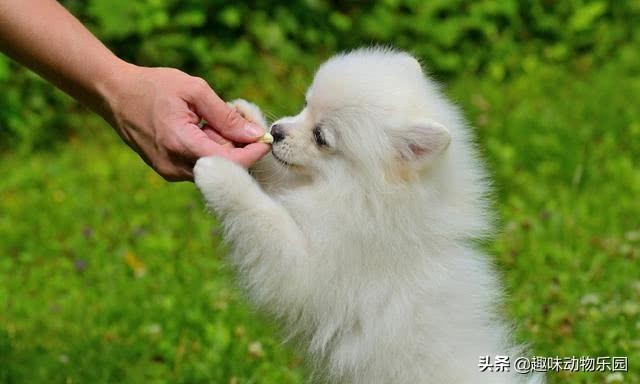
[{"xmin": 270, "ymin": 124, "xmax": 285, "ymax": 143}]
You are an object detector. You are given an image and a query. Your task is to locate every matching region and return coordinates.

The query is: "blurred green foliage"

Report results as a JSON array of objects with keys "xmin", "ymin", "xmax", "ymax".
[{"xmin": 1, "ymin": 0, "xmax": 639, "ymax": 149}]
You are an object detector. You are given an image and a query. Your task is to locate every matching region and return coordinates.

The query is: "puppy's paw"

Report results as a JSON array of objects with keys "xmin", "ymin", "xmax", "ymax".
[
  {"xmin": 195, "ymin": 156, "xmax": 235, "ymax": 187},
  {"xmin": 228, "ymin": 99, "xmax": 268, "ymax": 131},
  {"xmin": 195, "ymin": 156, "xmax": 257, "ymax": 214},
  {"xmin": 195, "ymin": 156, "xmax": 254, "ymax": 193}
]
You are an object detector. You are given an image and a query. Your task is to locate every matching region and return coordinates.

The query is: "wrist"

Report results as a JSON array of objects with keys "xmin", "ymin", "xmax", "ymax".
[{"xmin": 92, "ymin": 58, "xmax": 140, "ymax": 125}]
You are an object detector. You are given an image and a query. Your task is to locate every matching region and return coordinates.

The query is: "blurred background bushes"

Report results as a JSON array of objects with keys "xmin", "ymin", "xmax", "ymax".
[{"xmin": 1, "ymin": 0, "xmax": 639, "ymax": 150}]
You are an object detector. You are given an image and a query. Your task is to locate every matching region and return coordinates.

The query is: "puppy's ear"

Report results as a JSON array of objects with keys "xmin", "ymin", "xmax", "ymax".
[{"xmin": 393, "ymin": 120, "xmax": 451, "ymax": 165}]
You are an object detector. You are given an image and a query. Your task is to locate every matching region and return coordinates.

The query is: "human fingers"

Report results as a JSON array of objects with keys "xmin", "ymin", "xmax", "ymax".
[
  {"xmin": 224, "ymin": 142, "xmax": 271, "ymax": 168},
  {"xmin": 201, "ymin": 124, "xmax": 235, "ymax": 148},
  {"xmin": 184, "ymin": 77, "xmax": 263, "ymax": 143}
]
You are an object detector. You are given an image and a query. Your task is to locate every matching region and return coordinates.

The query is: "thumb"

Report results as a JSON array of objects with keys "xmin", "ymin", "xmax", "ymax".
[
  {"xmin": 178, "ymin": 124, "xmax": 226, "ymax": 159},
  {"xmin": 225, "ymin": 143, "xmax": 272, "ymax": 168},
  {"xmin": 185, "ymin": 79, "xmax": 264, "ymax": 143},
  {"xmin": 179, "ymin": 124, "xmax": 270, "ymax": 168},
  {"xmin": 201, "ymin": 124, "xmax": 235, "ymax": 148}
]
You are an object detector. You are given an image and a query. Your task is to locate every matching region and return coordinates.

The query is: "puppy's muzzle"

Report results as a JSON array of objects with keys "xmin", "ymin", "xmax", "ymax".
[{"xmin": 270, "ymin": 124, "xmax": 286, "ymax": 143}]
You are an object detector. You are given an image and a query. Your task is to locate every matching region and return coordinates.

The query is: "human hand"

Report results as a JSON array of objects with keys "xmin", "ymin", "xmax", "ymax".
[{"xmin": 100, "ymin": 63, "xmax": 270, "ymax": 181}]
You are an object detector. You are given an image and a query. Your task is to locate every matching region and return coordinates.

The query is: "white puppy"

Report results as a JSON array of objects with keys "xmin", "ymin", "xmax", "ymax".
[{"xmin": 194, "ymin": 48, "xmax": 543, "ymax": 384}]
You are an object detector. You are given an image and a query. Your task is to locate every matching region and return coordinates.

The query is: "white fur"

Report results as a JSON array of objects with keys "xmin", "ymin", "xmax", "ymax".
[{"xmin": 194, "ymin": 48, "xmax": 543, "ymax": 384}]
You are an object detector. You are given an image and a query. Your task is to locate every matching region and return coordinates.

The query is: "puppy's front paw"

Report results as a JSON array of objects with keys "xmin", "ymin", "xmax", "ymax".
[
  {"xmin": 194, "ymin": 155, "xmax": 255, "ymax": 192},
  {"xmin": 194, "ymin": 156, "xmax": 237, "ymax": 189},
  {"xmin": 194, "ymin": 156, "xmax": 257, "ymax": 214},
  {"xmin": 228, "ymin": 99, "xmax": 268, "ymax": 131}
]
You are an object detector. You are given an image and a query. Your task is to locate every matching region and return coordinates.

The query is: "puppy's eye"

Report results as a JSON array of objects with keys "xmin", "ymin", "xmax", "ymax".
[{"xmin": 313, "ymin": 125, "xmax": 328, "ymax": 147}]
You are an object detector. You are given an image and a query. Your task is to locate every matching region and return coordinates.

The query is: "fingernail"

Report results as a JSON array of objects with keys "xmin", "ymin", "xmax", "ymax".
[{"xmin": 244, "ymin": 123, "xmax": 263, "ymax": 138}]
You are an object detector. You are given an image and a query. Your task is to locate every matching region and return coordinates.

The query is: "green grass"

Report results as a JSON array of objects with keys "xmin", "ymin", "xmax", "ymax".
[
  {"xmin": 1, "ymin": 58, "xmax": 639, "ymax": 383},
  {"xmin": 0, "ymin": 128, "xmax": 304, "ymax": 383}
]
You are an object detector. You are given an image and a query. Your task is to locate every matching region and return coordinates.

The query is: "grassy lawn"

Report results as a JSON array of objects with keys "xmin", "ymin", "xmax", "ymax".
[{"xmin": 1, "ymin": 58, "xmax": 638, "ymax": 383}]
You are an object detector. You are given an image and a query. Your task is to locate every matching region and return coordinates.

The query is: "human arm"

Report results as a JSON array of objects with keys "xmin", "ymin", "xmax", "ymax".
[{"xmin": 0, "ymin": 0, "xmax": 269, "ymax": 181}]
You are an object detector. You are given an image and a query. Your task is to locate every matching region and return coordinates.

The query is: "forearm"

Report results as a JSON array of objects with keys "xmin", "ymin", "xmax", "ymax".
[
  {"xmin": 0, "ymin": 0, "xmax": 128, "ymax": 120},
  {"xmin": 0, "ymin": 1, "xmax": 270, "ymax": 179},
  {"xmin": 194, "ymin": 157, "xmax": 311, "ymax": 311},
  {"xmin": 224, "ymin": 206, "xmax": 311, "ymax": 314}
]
